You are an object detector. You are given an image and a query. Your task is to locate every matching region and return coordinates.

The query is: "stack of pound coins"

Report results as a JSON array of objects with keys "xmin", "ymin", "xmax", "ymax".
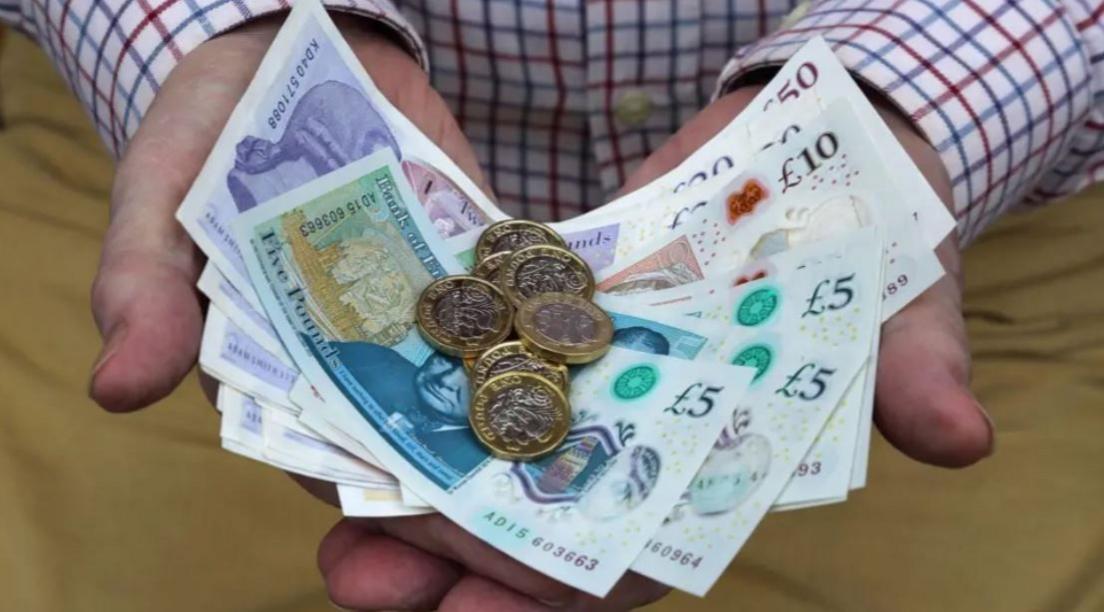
[{"xmin": 415, "ymin": 219, "xmax": 613, "ymax": 462}]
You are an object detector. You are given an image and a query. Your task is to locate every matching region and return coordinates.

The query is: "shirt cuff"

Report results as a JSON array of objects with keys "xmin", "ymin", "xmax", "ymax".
[
  {"xmin": 22, "ymin": 0, "xmax": 426, "ymax": 157},
  {"xmin": 714, "ymin": 0, "xmax": 1095, "ymax": 244}
]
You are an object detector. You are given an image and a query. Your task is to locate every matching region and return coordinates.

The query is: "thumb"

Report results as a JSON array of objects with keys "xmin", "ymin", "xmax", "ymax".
[
  {"xmin": 870, "ymin": 100, "xmax": 993, "ymax": 466},
  {"xmin": 88, "ymin": 167, "xmax": 205, "ymax": 412},
  {"xmin": 89, "ymin": 19, "xmax": 280, "ymax": 412},
  {"xmin": 874, "ymin": 252, "xmax": 994, "ymax": 467}
]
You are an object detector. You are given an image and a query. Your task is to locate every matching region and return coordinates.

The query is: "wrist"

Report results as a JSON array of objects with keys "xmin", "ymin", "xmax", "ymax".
[
  {"xmin": 332, "ymin": 12, "xmax": 426, "ymax": 76},
  {"xmin": 866, "ymin": 91, "xmax": 953, "ymax": 212}
]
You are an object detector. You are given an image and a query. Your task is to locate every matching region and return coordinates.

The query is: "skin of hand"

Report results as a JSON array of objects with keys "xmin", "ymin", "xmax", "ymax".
[
  {"xmin": 89, "ymin": 11, "xmax": 991, "ymax": 610},
  {"xmin": 88, "ymin": 12, "xmax": 669, "ymax": 612}
]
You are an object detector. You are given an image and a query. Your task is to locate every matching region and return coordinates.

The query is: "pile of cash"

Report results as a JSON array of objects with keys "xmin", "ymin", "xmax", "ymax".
[
  {"xmin": 180, "ymin": 0, "xmax": 955, "ymax": 597},
  {"xmin": 419, "ymin": 219, "xmax": 612, "ymax": 460}
]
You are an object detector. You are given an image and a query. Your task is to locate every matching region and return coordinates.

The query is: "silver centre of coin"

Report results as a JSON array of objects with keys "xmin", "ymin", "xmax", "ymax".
[
  {"xmin": 533, "ymin": 302, "xmax": 599, "ymax": 346},
  {"xmin": 491, "ymin": 229, "xmax": 549, "ymax": 254},
  {"xmin": 486, "ymin": 385, "xmax": 560, "ymax": 446},
  {"xmin": 515, "ymin": 257, "xmax": 588, "ymax": 298},
  {"xmin": 433, "ymin": 285, "xmax": 507, "ymax": 338}
]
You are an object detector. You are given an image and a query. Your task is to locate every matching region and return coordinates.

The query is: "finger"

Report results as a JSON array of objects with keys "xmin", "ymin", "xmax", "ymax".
[
  {"xmin": 437, "ymin": 574, "xmax": 552, "ymax": 612},
  {"xmin": 875, "ymin": 273, "xmax": 994, "ymax": 466},
  {"xmin": 88, "ymin": 204, "xmax": 204, "ymax": 412},
  {"xmin": 866, "ymin": 98, "xmax": 993, "ymax": 465},
  {"xmin": 319, "ymin": 518, "xmax": 462, "ymax": 611},
  {"xmin": 438, "ymin": 571, "xmax": 671, "ymax": 612},
  {"xmin": 378, "ymin": 515, "xmax": 576, "ymax": 606},
  {"xmin": 88, "ymin": 22, "xmax": 281, "ymax": 412}
]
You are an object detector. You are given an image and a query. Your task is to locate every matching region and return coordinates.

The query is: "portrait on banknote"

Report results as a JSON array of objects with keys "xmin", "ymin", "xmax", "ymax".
[
  {"xmin": 331, "ymin": 341, "xmax": 487, "ymax": 477},
  {"xmin": 402, "ymin": 158, "xmax": 490, "ymax": 238}
]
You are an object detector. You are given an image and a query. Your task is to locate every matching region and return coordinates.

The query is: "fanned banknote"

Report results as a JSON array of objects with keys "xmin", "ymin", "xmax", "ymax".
[
  {"xmin": 564, "ymin": 38, "xmax": 954, "ymax": 255},
  {"xmin": 178, "ymin": 0, "xmax": 963, "ymax": 597},
  {"xmin": 575, "ymin": 100, "xmax": 943, "ymax": 321},
  {"xmin": 600, "ymin": 229, "xmax": 883, "ymax": 509},
  {"xmin": 337, "ymin": 483, "xmax": 433, "ymax": 517},
  {"xmin": 630, "ymin": 228, "xmax": 882, "ymax": 594},
  {"xmin": 197, "ymin": 263, "xmax": 284, "ymax": 356},
  {"xmin": 219, "ymin": 385, "xmax": 396, "ymax": 487},
  {"xmin": 200, "ymin": 307, "xmax": 298, "ymax": 412},
  {"xmin": 231, "ymin": 145, "xmax": 763, "ymax": 595}
]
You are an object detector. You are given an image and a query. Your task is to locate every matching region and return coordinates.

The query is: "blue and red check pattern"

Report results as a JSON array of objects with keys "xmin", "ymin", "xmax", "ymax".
[
  {"xmin": 1, "ymin": 0, "xmax": 1101, "ymax": 241},
  {"xmin": 722, "ymin": 0, "xmax": 1104, "ymax": 242}
]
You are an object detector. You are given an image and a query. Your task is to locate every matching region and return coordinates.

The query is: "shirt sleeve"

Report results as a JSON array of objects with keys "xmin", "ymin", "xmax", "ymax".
[
  {"xmin": 715, "ymin": 0, "xmax": 1104, "ymax": 244},
  {"xmin": 0, "ymin": 0, "xmax": 426, "ymax": 157}
]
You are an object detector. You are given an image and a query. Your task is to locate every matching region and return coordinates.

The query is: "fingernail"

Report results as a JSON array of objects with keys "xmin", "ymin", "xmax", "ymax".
[
  {"xmin": 976, "ymin": 401, "xmax": 996, "ymax": 457},
  {"xmin": 90, "ymin": 323, "xmax": 128, "ymax": 386}
]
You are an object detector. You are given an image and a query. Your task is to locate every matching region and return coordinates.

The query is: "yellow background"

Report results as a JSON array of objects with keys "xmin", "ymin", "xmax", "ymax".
[{"xmin": 1, "ymin": 29, "xmax": 1102, "ymax": 611}]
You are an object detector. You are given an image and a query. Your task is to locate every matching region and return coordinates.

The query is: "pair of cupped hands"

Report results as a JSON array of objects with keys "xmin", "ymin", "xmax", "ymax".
[{"xmin": 87, "ymin": 13, "xmax": 993, "ymax": 612}]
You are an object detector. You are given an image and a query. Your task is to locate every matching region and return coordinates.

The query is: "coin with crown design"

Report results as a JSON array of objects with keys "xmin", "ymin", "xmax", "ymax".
[
  {"xmin": 469, "ymin": 371, "xmax": 571, "ymax": 461},
  {"xmin": 500, "ymin": 245, "xmax": 594, "ymax": 307},
  {"xmin": 470, "ymin": 340, "xmax": 569, "ymax": 391},
  {"xmin": 416, "ymin": 276, "xmax": 513, "ymax": 358},
  {"xmin": 472, "ymin": 251, "xmax": 511, "ymax": 286}
]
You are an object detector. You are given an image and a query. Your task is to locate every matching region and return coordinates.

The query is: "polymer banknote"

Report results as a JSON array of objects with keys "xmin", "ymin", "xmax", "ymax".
[{"xmin": 630, "ymin": 228, "xmax": 882, "ymax": 594}]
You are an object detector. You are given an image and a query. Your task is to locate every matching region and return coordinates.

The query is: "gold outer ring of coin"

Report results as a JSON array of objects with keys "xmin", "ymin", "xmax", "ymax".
[
  {"xmin": 469, "ymin": 371, "xmax": 571, "ymax": 461},
  {"xmin": 472, "ymin": 251, "xmax": 511, "ymax": 285},
  {"xmin": 499, "ymin": 244, "xmax": 595, "ymax": 307},
  {"xmin": 474, "ymin": 219, "xmax": 567, "ymax": 262},
  {"xmin": 514, "ymin": 292, "xmax": 613, "ymax": 364},
  {"xmin": 470, "ymin": 340, "xmax": 570, "ymax": 391},
  {"xmin": 415, "ymin": 275, "xmax": 514, "ymax": 358}
]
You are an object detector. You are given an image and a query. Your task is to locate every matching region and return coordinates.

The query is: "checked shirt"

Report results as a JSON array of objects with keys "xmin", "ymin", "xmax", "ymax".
[{"xmin": 2, "ymin": 0, "xmax": 1102, "ymax": 241}]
